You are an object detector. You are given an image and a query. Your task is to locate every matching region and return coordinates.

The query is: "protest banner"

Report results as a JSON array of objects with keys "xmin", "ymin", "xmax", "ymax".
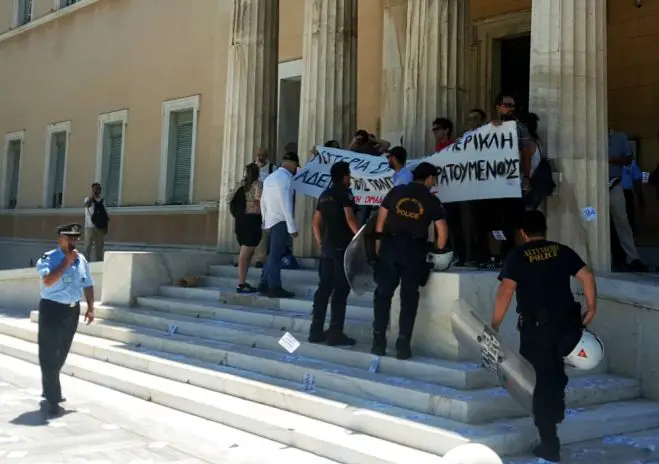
[{"xmin": 292, "ymin": 121, "xmax": 522, "ymax": 205}]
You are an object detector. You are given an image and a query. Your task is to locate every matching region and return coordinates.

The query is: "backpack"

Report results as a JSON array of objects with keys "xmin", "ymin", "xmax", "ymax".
[
  {"xmin": 91, "ymin": 199, "xmax": 109, "ymax": 230},
  {"xmin": 229, "ymin": 186, "xmax": 246, "ymax": 218}
]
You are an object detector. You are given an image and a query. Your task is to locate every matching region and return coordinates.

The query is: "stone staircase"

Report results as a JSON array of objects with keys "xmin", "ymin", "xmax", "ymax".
[{"xmin": 0, "ymin": 264, "xmax": 658, "ymax": 463}]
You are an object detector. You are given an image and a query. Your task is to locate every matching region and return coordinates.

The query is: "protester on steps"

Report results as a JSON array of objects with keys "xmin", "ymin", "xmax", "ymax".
[{"xmin": 309, "ymin": 161, "xmax": 360, "ymax": 346}]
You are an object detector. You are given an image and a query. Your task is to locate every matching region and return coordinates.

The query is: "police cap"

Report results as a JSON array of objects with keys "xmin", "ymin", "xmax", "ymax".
[
  {"xmin": 412, "ymin": 162, "xmax": 440, "ymax": 181},
  {"xmin": 56, "ymin": 223, "xmax": 82, "ymax": 237}
]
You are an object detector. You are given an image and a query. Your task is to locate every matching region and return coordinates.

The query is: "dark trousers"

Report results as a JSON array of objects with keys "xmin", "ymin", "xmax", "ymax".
[
  {"xmin": 624, "ymin": 189, "xmax": 637, "ymax": 236},
  {"xmin": 519, "ymin": 323, "xmax": 581, "ymax": 449},
  {"xmin": 445, "ymin": 203, "xmax": 466, "ymax": 262},
  {"xmin": 38, "ymin": 299, "xmax": 80, "ymax": 404},
  {"xmin": 310, "ymin": 247, "xmax": 351, "ymax": 335},
  {"xmin": 373, "ymin": 237, "xmax": 427, "ymax": 340},
  {"xmin": 259, "ymin": 221, "xmax": 288, "ymax": 290},
  {"xmin": 611, "ymin": 189, "xmax": 637, "ymax": 268}
]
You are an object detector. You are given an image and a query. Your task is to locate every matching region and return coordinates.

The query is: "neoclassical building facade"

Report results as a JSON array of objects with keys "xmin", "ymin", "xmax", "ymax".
[{"xmin": 0, "ymin": 0, "xmax": 657, "ymax": 271}]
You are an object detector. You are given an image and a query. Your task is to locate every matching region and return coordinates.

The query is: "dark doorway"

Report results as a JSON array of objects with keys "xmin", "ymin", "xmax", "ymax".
[{"xmin": 499, "ymin": 34, "xmax": 531, "ymax": 116}]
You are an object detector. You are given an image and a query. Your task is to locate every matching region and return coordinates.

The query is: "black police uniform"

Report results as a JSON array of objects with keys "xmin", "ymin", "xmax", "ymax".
[
  {"xmin": 308, "ymin": 184, "xmax": 357, "ymax": 346},
  {"xmin": 373, "ymin": 182, "xmax": 445, "ymax": 359},
  {"xmin": 498, "ymin": 239, "xmax": 586, "ymax": 459}
]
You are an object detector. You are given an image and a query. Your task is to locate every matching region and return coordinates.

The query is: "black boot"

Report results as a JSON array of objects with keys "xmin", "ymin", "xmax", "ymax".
[
  {"xmin": 307, "ymin": 326, "xmax": 327, "ymax": 344},
  {"xmin": 371, "ymin": 332, "xmax": 387, "ymax": 356},
  {"xmin": 326, "ymin": 329, "xmax": 356, "ymax": 347},
  {"xmin": 533, "ymin": 423, "xmax": 561, "ymax": 462},
  {"xmin": 395, "ymin": 336, "xmax": 412, "ymax": 360}
]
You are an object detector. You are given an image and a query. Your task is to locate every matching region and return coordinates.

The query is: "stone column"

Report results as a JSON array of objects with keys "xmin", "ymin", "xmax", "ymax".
[
  {"xmin": 295, "ymin": 0, "xmax": 358, "ymax": 257},
  {"xmin": 402, "ymin": 0, "xmax": 467, "ymax": 156},
  {"xmin": 216, "ymin": 0, "xmax": 279, "ymax": 252},
  {"xmin": 529, "ymin": 0, "xmax": 610, "ymax": 272},
  {"xmin": 380, "ymin": 0, "xmax": 408, "ymax": 146}
]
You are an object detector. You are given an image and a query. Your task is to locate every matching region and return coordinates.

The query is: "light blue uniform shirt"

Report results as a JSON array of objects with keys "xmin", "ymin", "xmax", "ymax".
[
  {"xmin": 608, "ymin": 131, "xmax": 632, "ymax": 179},
  {"xmin": 621, "ymin": 160, "xmax": 642, "ymax": 190},
  {"xmin": 36, "ymin": 249, "xmax": 94, "ymax": 305},
  {"xmin": 392, "ymin": 166, "xmax": 413, "ymax": 186}
]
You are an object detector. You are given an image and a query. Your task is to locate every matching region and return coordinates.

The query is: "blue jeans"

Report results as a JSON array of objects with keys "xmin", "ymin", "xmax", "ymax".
[{"xmin": 259, "ymin": 221, "xmax": 288, "ymax": 290}]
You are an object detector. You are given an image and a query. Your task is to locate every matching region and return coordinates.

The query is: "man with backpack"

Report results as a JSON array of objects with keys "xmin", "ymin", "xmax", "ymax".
[{"xmin": 83, "ymin": 183, "xmax": 110, "ymax": 262}]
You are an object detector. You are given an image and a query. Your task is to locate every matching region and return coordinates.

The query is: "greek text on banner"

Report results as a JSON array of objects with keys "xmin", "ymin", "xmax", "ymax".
[{"xmin": 292, "ymin": 121, "xmax": 522, "ymax": 205}]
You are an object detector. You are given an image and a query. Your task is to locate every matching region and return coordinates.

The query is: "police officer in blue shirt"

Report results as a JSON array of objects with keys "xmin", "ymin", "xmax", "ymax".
[{"xmin": 37, "ymin": 223, "xmax": 95, "ymax": 415}]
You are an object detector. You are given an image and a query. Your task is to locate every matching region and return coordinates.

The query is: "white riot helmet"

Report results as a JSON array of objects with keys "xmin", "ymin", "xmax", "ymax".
[
  {"xmin": 427, "ymin": 249, "xmax": 454, "ymax": 272},
  {"xmin": 564, "ymin": 329, "xmax": 604, "ymax": 370}
]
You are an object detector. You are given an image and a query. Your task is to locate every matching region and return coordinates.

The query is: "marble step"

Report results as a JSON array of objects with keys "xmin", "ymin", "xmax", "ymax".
[
  {"xmin": 0, "ymin": 332, "xmax": 443, "ymax": 464},
  {"xmin": 203, "ymin": 275, "xmax": 374, "ymax": 306},
  {"xmin": 22, "ymin": 310, "xmax": 642, "ymax": 425},
  {"xmin": 158, "ymin": 285, "xmax": 373, "ymax": 321},
  {"xmin": 209, "ymin": 265, "xmax": 323, "ymax": 285},
  {"xmin": 92, "ymin": 302, "xmax": 492, "ymax": 390},
  {"xmin": 135, "ymin": 296, "xmax": 604, "ymax": 381},
  {"xmin": 1, "ymin": 320, "xmax": 658, "ymax": 460}
]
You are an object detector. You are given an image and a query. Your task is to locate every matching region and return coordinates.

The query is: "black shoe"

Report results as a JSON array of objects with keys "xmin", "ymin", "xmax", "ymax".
[
  {"xmin": 532, "ymin": 443, "xmax": 560, "ymax": 462},
  {"xmin": 237, "ymin": 283, "xmax": 258, "ymax": 294},
  {"xmin": 308, "ymin": 330, "xmax": 327, "ymax": 344},
  {"xmin": 326, "ymin": 331, "xmax": 356, "ymax": 347},
  {"xmin": 628, "ymin": 259, "xmax": 648, "ymax": 272},
  {"xmin": 395, "ymin": 337, "xmax": 412, "ymax": 360},
  {"xmin": 267, "ymin": 287, "xmax": 295, "ymax": 299},
  {"xmin": 371, "ymin": 333, "xmax": 387, "ymax": 356},
  {"xmin": 258, "ymin": 284, "xmax": 269, "ymax": 296},
  {"xmin": 41, "ymin": 393, "xmax": 66, "ymax": 403},
  {"xmin": 255, "ymin": 261, "xmax": 264, "ymax": 269},
  {"xmin": 47, "ymin": 403, "xmax": 63, "ymax": 416}
]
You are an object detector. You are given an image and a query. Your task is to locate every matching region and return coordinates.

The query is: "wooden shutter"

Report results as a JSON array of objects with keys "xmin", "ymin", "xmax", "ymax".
[
  {"xmin": 51, "ymin": 133, "xmax": 67, "ymax": 208},
  {"xmin": 170, "ymin": 110, "xmax": 193, "ymax": 204},
  {"xmin": 6, "ymin": 141, "xmax": 21, "ymax": 209},
  {"xmin": 104, "ymin": 123, "xmax": 123, "ymax": 206}
]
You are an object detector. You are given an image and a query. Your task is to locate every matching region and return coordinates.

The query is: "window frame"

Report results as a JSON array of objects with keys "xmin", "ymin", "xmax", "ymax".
[
  {"xmin": 1, "ymin": 130, "xmax": 25, "ymax": 209},
  {"xmin": 158, "ymin": 95, "xmax": 200, "ymax": 205},
  {"xmin": 95, "ymin": 109, "xmax": 128, "ymax": 206},
  {"xmin": 43, "ymin": 121, "xmax": 71, "ymax": 209},
  {"xmin": 13, "ymin": 0, "xmax": 34, "ymax": 27}
]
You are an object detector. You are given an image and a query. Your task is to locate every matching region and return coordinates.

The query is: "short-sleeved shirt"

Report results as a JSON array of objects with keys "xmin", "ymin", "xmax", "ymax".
[
  {"xmin": 244, "ymin": 180, "xmax": 263, "ymax": 215},
  {"xmin": 608, "ymin": 131, "xmax": 632, "ymax": 179},
  {"xmin": 381, "ymin": 182, "xmax": 446, "ymax": 240},
  {"xmin": 316, "ymin": 185, "xmax": 356, "ymax": 250},
  {"xmin": 621, "ymin": 160, "xmax": 642, "ymax": 190},
  {"xmin": 37, "ymin": 248, "xmax": 94, "ymax": 305},
  {"xmin": 392, "ymin": 166, "xmax": 413, "ymax": 186},
  {"xmin": 498, "ymin": 239, "xmax": 585, "ymax": 323}
]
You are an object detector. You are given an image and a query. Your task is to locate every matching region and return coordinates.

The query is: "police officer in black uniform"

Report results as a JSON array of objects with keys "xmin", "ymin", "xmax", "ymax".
[
  {"xmin": 308, "ymin": 161, "xmax": 360, "ymax": 346},
  {"xmin": 491, "ymin": 210, "xmax": 597, "ymax": 462},
  {"xmin": 372, "ymin": 162, "xmax": 449, "ymax": 360}
]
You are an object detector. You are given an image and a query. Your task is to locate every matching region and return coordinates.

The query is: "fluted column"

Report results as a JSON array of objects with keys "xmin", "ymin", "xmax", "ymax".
[
  {"xmin": 216, "ymin": 0, "xmax": 279, "ymax": 252},
  {"xmin": 402, "ymin": 0, "xmax": 467, "ymax": 156},
  {"xmin": 380, "ymin": 0, "xmax": 408, "ymax": 146},
  {"xmin": 295, "ymin": 0, "xmax": 358, "ymax": 257},
  {"xmin": 529, "ymin": 0, "xmax": 610, "ymax": 272}
]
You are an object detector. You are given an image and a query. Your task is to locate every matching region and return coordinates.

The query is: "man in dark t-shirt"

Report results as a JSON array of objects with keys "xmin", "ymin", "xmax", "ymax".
[
  {"xmin": 309, "ymin": 161, "xmax": 360, "ymax": 346},
  {"xmin": 372, "ymin": 162, "xmax": 449, "ymax": 360},
  {"xmin": 491, "ymin": 210, "xmax": 597, "ymax": 463}
]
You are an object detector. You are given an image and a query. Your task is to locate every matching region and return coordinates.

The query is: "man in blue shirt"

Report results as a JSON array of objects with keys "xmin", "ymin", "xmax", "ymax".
[
  {"xmin": 36, "ymin": 223, "xmax": 95, "ymax": 415},
  {"xmin": 387, "ymin": 146, "xmax": 413, "ymax": 187},
  {"xmin": 608, "ymin": 130, "xmax": 647, "ymax": 272}
]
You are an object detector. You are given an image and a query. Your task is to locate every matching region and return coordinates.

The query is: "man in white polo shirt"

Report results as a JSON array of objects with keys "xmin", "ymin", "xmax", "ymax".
[{"xmin": 258, "ymin": 152, "xmax": 299, "ymax": 299}]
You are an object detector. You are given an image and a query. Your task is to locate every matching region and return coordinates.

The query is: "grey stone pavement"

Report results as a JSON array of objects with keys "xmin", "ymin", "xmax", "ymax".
[
  {"xmin": 2, "ymin": 353, "xmax": 659, "ymax": 464},
  {"xmin": 0, "ymin": 355, "xmax": 339, "ymax": 464}
]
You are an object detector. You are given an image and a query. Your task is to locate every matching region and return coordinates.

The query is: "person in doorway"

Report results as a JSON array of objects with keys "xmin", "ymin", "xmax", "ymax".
[
  {"xmin": 621, "ymin": 155, "xmax": 644, "ymax": 236},
  {"xmin": 231, "ymin": 163, "xmax": 263, "ymax": 294},
  {"xmin": 259, "ymin": 152, "xmax": 299, "ymax": 298},
  {"xmin": 36, "ymin": 224, "xmax": 95, "ymax": 416},
  {"xmin": 491, "ymin": 210, "xmax": 597, "ymax": 463},
  {"xmin": 490, "ymin": 93, "xmax": 536, "ymax": 264},
  {"xmin": 372, "ymin": 162, "xmax": 449, "ymax": 360},
  {"xmin": 309, "ymin": 161, "xmax": 360, "ymax": 346},
  {"xmin": 465, "ymin": 108, "xmax": 488, "ymax": 133},
  {"xmin": 83, "ymin": 183, "xmax": 109, "ymax": 262},
  {"xmin": 608, "ymin": 130, "xmax": 647, "ymax": 272},
  {"xmin": 253, "ymin": 148, "xmax": 276, "ymax": 268},
  {"xmin": 387, "ymin": 146, "xmax": 412, "ymax": 186},
  {"xmin": 432, "ymin": 117, "xmax": 455, "ymax": 152}
]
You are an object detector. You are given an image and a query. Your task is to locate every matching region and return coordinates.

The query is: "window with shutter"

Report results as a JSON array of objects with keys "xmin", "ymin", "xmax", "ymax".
[
  {"xmin": 5, "ymin": 141, "xmax": 21, "ymax": 209},
  {"xmin": 49, "ymin": 132, "xmax": 67, "ymax": 208},
  {"xmin": 17, "ymin": 0, "xmax": 32, "ymax": 26},
  {"xmin": 168, "ymin": 110, "xmax": 193, "ymax": 204},
  {"xmin": 60, "ymin": 0, "xmax": 78, "ymax": 7},
  {"xmin": 102, "ymin": 123, "xmax": 123, "ymax": 206}
]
